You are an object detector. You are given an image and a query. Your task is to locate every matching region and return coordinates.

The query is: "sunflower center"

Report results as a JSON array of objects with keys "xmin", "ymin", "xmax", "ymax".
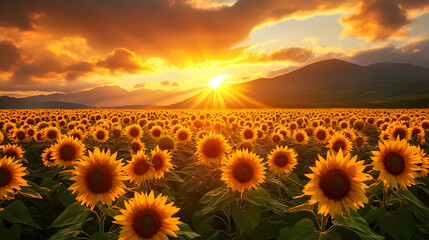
[
  {"xmin": 244, "ymin": 131, "xmax": 253, "ymax": 139},
  {"xmin": 60, "ymin": 144, "xmax": 77, "ymax": 161},
  {"xmin": 47, "ymin": 130, "xmax": 58, "ymax": 139},
  {"xmin": 113, "ymin": 129, "xmax": 121, "ymax": 138},
  {"xmin": 203, "ymin": 139, "xmax": 222, "ymax": 158},
  {"xmin": 131, "ymin": 142, "xmax": 142, "ymax": 153},
  {"xmin": 393, "ymin": 128, "xmax": 406, "ymax": 140},
  {"xmin": 332, "ymin": 140, "xmax": 345, "ymax": 152},
  {"xmin": 130, "ymin": 128, "xmax": 140, "ymax": 138},
  {"xmin": 133, "ymin": 209, "xmax": 161, "ymax": 239},
  {"xmin": 274, "ymin": 154, "xmax": 289, "ymax": 167},
  {"xmin": 411, "ymin": 129, "xmax": 421, "ymax": 136},
  {"xmin": 85, "ymin": 165, "xmax": 113, "ymax": 194},
  {"xmin": 152, "ymin": 155, "xmax": 164, "ymax": 171},
  {"xmin": 96, "ymin": 131, "xmax": 105, "ymax": 140},
  {"xmin": 383, "ymin": 152, "xmax": 405, "ymax": 175},
  {"xmin": 295, "ymin": 134, "xmax": 304, "ymax": 142},
  {"xmin": 320, "ymin": 169, "xmax": 351, "ymax": 200},
  {"xmin": 47, "ymin": 152, "xmax": 55, "ymax": 162},
  {"xmin": 356, "ymin": 137, "xmax": 364, "ymax": 146},
  {"xmin": 158, "ymin": 137, "xmax": 175, "ymax": 151},
  {"xmin": 272, "ymin": 135, "xmax": 280, "ymax": 143},
  {"xmin": 232, "ymin": 161, "xmax": 254, "ymax": 183},
  {"xmin": 28, "ymin": 129, "xmax": 35, "ymax": 136},
  {"xmin": 152, "ymin": 129, "xmax": 161, "ymax": 138},
  {"xmin": 134, "ymin": 160, "xmax": 150, "ymax": 175},
  {"xmin": 178, "ymin": 131, "xmax": 188, "ymax": 141},
  {"xmin": 316, "ymin": 130, "xmax": 326, "ymax": 141},
  {"xmin": 0, "ymin": 168, "xmax": 12, "ymax": 187},
  {"xmin": 4, "ymin": 149, "xmax": 18, "ymax": 159},
  {"xmin": 17, "ymin": 132, "xmax": 26, "ymax": 140}
]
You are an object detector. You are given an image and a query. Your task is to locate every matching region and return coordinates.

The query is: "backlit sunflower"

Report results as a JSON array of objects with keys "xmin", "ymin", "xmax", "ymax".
[
  {"xmin": 175, "ymin": 127, "xmax": 192, "ymax": 143},
  {"xmin": 371, "ymin": 138, "xmax": 421, "ymax": 189},
  {"xmin": 111, "ymin": 126, "xmax": 123, "ymax": 139},
  {"xmin": 241, "ymin": 127, "xmax": 256, "ymax": 142},
  {"xmin": 1, "ymin": 144, "xmax": 25, "ymax": 159},
  {"xmin": 149, "ymin": 126, "xmax": 163, "ymax": 140},
  {"xmin": 410, "ymin": 145, "xmax": 429, "ymax": 178},
  {"xmin": 221, "ymin": 150, "xmax": 266, "ymax": 193},
  {"xmin": 196, "ymin": 132, "xmax": 231, "ymax": 166},
  {"xmin": 303, "ymin": 150, "xmax": 371, "ymax": 217},
  {"xmin": 125, "ymin": 124, "xmax": 143, "ymax": 140},
  {"xmin": 0, "ymin": 156, "xmax": 28, "ymax": 198},
  {"xmin": 130, "ymin": 139, "xmax": 147, "ymax": 154},
  {"xmin": 327, "ymin": 132, "xmax": 353, "ymax": 154},
  {"xmin": 355, "ymin": 135, "xmax": 367, "ymax": 149},
  {"xmin": 114, "ymin": 191, "xmax": 181, "ymax": 240},
  {"xmin": 271, "ymin": 132, "xmax": 284, "ymax": 145},
  {"xmin": 389, "ymin": 124, "xmax": 411, "ymax": 141},
  {"xmin": 237, "ymin": 141, "xmax": 253, "ymax": 152},
  {"xmin": 69, "ymin": 128, "xmax": 85, "ymax": 141},
  {"xmin": 12, "ymin": 128, "xmax": 27, "ymax": 143},
  {"xmin": 44, "ymin": 126, "xmax": 61, "ymax": 141},
  {"xmin": 41, "ymin": 147, "xmax": 56, "ymax": 167},
  {"xmin": 267, "ymin": 145, "xmax": 298, "ymax": 175},
  {"xmin": 69, "ymin": 148, "xmax": 127, "ymax": 208},
  {"xmin": 52, "ymin": 136, "xmax": 86, "ymax": 168},
  {"xmin": 127, "ymin": 151, "xmax": 156, "ymax": 185},
  {"xmin": 314, "ymin": 127, "xmax": 329, "ymax": 143},
  {"xmin": 93, "ymin": 127, "xmax": 109, "ymax": 143},
  {"xmin": 293, "ymin": 129, "xmax": 309, "ymax": 145},
  {"xmin": 150, "ymin": 146, "xmax": 173, "ymax": 179}
]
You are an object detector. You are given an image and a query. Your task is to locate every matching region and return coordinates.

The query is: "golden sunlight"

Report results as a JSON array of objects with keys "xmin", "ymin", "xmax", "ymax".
[{"xmin": 208, "ymin": 75, "xmax": 228, "ymax": 89}]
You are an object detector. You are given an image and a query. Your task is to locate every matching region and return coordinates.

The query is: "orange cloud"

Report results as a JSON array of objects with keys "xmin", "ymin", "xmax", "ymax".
[
  {"xmin": 161, "ymin": 80, "xmax": 171, "ymax": 86},
  {"xmin": 96, "ymin": 48, "xmax": 154, "ymax": 73},
  {"xmin": 0, "ymin": 40, "xmax": 21, "ymax": 71},
  {"xmin": 242, "ymin": 47, "xmax": 313, "ymax": 64}
]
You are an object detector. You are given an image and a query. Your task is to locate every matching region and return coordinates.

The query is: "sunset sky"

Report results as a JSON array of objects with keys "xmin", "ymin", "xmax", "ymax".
[{"xmin": 1, "ymin": 0, "xmax": 429, "ymax": 98}]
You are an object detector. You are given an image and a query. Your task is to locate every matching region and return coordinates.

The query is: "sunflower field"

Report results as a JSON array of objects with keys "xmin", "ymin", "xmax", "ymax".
[{"xmin": 0, "ymin": 109, "xmax": 429, "ymax": 240}]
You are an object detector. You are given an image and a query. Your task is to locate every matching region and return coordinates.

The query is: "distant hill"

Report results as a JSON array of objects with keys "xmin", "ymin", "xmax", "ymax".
[
  {"xmin": 23, "ymin": 85, "xmax": 196, "ymax": 107},
  {"xmin": 0, "ymin": 96, "xmax": 91, "ymax": 109},
  {"xmin": 169, "ymin": 59, "xmax": 429, "ymax": 108}
]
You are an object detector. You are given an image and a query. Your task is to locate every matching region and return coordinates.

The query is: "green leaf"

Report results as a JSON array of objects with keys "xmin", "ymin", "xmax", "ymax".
[
  {"xmin": 333, "ymin": 210, "xmax": 384, "ymax": 240},
  {"xmin": 200, "ymin": 187, "xmax": 233, "ymax": 215},
  {"xmin": 165, "ymin": 171, "xmax": 185, "ymax": 184},
  {"xmin": 49, "ymin": 202, "xmax": 91, "ymax": 228},
  {"xmin": 174, "ymin": 223, "xmax": 200, "ymax": 239},
  {"xmin": 91, "ymin": 232, "xmax": 110, "ymax": 240},
  {"xmin": 278, "ymin": 227, "xmax": 292, "ymax": 240},
  {"xmin": 244, "ymin": 188, "xmax": 288, "ymax": 214},
  {"xmin": 377, "ymin": 207, "xmax": 414, "ymax": 240},
  {"xmin": 285, "ymin": 203, "xmax": 314, "ymax": 214},
  {"xmin": 232, "ymin": 203, "xmax": 261, "ymax": 233},
  {"xmin": 0, "ymin": 200, "xmax": 41, "ymax": 229},
  {"xmin": 55, "ymin": 184, "xmax": 77, "ymax": 207},
  {"xmin": 19, "ymin": 186, "xmax": 42, "ymax": 199},
  {"xmin": 397, "ymin": 189, "xmax": 429, "ymax": 236},
  {"xmin": 48, "ymin": 218, "xmax": 91, "ymax": 240},
  {"xmin": 97, "ymin": 205, "xmax": 121, "ymax": 217},
  {"xmin": 288, "ymin": 218, "xmax": 318, "ymax": 240}
]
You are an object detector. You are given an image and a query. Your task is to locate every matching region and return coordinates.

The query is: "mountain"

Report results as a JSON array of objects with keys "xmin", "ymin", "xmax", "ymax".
[
  {"xmin": 24, "ymin": 86, "xmax": 197, "ymax": 108},
  {"xmin": 0, "ymin": 96, "xmax": 91, "ymax": 109},
  {"xmin": 170, "ymin": 59, "xmax": 429, "ymax": 108}
]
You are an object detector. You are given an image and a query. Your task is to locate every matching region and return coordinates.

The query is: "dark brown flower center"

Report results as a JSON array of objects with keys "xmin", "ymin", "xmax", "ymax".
[
  {"xmin": 134, "ymin": 160, "xmax": 150, "ymax": 175},
  {"xmin": 320, "ymin": 169, "xmax": 351, "ymax": 200},
  {"xmin": 316, "ymin": 130, "xmax": 326, "ymax": 141},
  {"xmin": 0, "ymin": 167, "xmax": 12, "ymax": 187},
  {"xmin": 96, "ymin": 131, "xmax": 105, "ymax": 140},
  {"xmin": 47, "ymin": 130, "xmax": 58, "ymax": 139},
  {"xmin": 244, "ymin": 130, "xmax": 253, "ymax": 139},
  {"xmin": 274, "ymin": 153, "xmax": 289, "ymax": 167},
  {"xmin": 129, "ymin": 127, "xmax": 140, "ymax": 138},
  {"xmin": 356, "ymin": 137, "xmax": 364, "ymax": 146},
  {"xmin": 17, "ymin": 131, "xmax": 26, "ymax": 140},
  {"xmin": 178, "ymin": 131, "xmax": 188, "ymax": 141},
  {"xmin": 85, "ymin": 165, "xmax": 113, "ymax": 194},
  {"xmin": 60, "ymin": 144, "xmax": 77, "ymax": 161},
  {"xmin": 131, "ymin": 142, "xmax": 142, "ymax": 153},
  {"xmin": 4, "ymin": 149, "xmax": 18, "ymax": 158},
  {"xmin": 295, "ymin": 133, "xmax": 304, "ymax": 142},
  {"xmin": 383, "ymin": 152, "xmax": 405, "ymax": 175},
  {"xmin": 152, "ymin": 155, "xmax": 164, "ymax": 171},
  {"xmin": 112, "ymin": 129, "xmax": 121, "ymax": 138},
  {"xmin": 272, "ymin": 135, "xmax": 281, "ymax": 143},
  {"xmin": 152, "ymin": 129, "xmax": 161, "ymax": 138},
  {"xmin": 392, "ymin": 128, "xmax": 406, "ymax": 140},
  {"xmin": 133, "ymin": 209, "xmax": 161, "ymax": 239},
  {"xmin": 46, "ymin": 152, "xmax": 55, "ymax": 162},
  {"xmin": 202, "ymin": 139, "xmax": 222, "ymax": 158},
  {"xmin": 232, "ymin": 161, "xmax": 254, "ymax": 183},
  {"xmin": 332, "ymin": 140, "xmax": 345, "ymax": 152}
]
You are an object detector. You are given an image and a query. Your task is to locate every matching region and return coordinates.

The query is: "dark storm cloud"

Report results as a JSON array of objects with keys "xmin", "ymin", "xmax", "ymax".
[{"xmin": 0, "ymin": 41, "xmax": 21, "ymax": 71}]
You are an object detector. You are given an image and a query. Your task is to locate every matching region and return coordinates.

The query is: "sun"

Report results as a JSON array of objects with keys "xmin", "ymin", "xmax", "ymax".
[{"xmin": 209, "ymin": 74, "xmax": 228, "ymax": 89}]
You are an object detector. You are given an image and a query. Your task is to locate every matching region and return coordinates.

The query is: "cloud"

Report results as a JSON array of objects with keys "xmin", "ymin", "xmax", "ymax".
[
  {"xmin": 134, "ymin": 82, "xmax": 147, "ymax": 89},
  {"xmin": 243, "ymin": 47, "xmax": 313, "ymax": 64},
  {"xmin": 341, "ymin": 0, "xmax": 429, "ymax": 41},
  {"xmin": 96, "ymin": 48, "xmax": 154, "ymax": 73},
  {"xmin": 172, "ymin": 81, "xmax": 179, "ymax": 86},
  {"xmin": 0, "ymin": 40, "xmax": 21, "ymax": 71},
  {"xmin": 161, "ymin": 80, "xmax": 171, "ymax": 86}
]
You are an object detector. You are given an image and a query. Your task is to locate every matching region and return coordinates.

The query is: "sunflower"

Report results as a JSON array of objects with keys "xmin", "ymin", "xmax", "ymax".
[
  {"xmin": 69, "ymin": 148, "xmax": 127, "ymax": 208},
  {"xmin": 389, "ymin": 124, "xmax": 411, "ymax": 141},
  {"xmin": 410, "ymin": 145, "xmax": 429, "ymax": 178},
  {"xmin": 93, "ymin": 127, "xmax": 109, "ymax": 143},
  {"xmin": 271, "ymin": 132, "xmax": 284, "ymax": 145},
  {"xmin": 130, "ymin": 139, "xmax": 147, "ymax": 154},
  {"xmin": 410, "ymin": 126, "xmax": 425, "ymax": 144},
  {"xmin": 241, "ymin": 127, "xmax": 256, "ymax": 142},
  {"xmin": 26, "ymin": 126, "xmax": 36, "ymax": 138},
  {"xmin": 340, "ymin": 128, "xmax": 357, "ymax": 142},
  {"xmin": 150, "ymin": 146, "xmax": 173, "ymax": 179},
  {"xmin": 111, "ymin": 126, "xmax": 123, "ymax": 139},
  {"xmin": 196, "ymin": 130, "xmax": 209, "ymax": 139},
  {"xmin": 267, "ymin": 145, "xmax": 298, "ymax": 175},
  {"xmin": 355, "ymin": 135, "xmax": 367, "ymax": 149},
  {"xmin": 196, "ymin": 132, "xmax": 231, "ymax": 166},
  {"xmin": 255, "ymin": 127, "xmax": 265, "ymax": 139},
  {"xmin": 149, "ymin": 126, "xmax": 163, "ymax": 140},
  {"xmin": 237, "ymin": 141, "xmax": 253, "ymax": 152},
  {"xmin": 327, "ymin": 132, "xmax": 353, "ymax": 154},
  {"xmin": 0, "ymin": 131, "xmax": 4, "ymax": 144},
  {"xmin": 371, "ymin": 138, "xmax": 421, "ymax": 189},
  {"xmin": 0, "ymin": 156, "xmax": 28, "ymax": 198},
  {"xmin": 69, "ymin": 128, "xmax": 85, "ymax": 141},
  {"xmin": 44, "ymin": 126, "xmax": 61, "ymax": 141},
  {"xmin": 175, "ymin": 127, "xmax": 192, "ymax": 143},
  {"xmin": 52, "ymin": 136, "xmax": 86, "ymax": 168},
  {"xmin": 1, "ymin": 144, "xmax": 25, "ymax": 159},
  {"xmin": 157, "ymin": 135, "xmax": 176, "ymax": 152},
  {"xmin": 379, "ymin": 130, "xmax": 390, "ymax": 141},
  {"xmin": 12, "ymin": 128, "xmax": 27, "ymax": 143},
  {"xmin": 303, "ymin": 150, "xmax": 371, "ymax": 217},
  {"xmin": 114, "ymin": 191, "xmax": 181, "ymax": 240},
  {"xmin": 314, "ymin": 127, "xmax": 329, "ymax": 143},
  {"xmin": 221, "ymin": 150, "xmax": 266, "ymax": 193},
  {"xmin": 127, "ymin": 151, "xmax": 156, "ymax": 185},
  {"xmin": 125, "ymin": 124, "xmax": 143, "ymax": 140},
  {"xmin": 41, "ymin": 147, "xmax": 56, "ymax": 167},
  {"xmin": 293, "ymin": 129, "xmax": 309, "ymax": 145}
]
